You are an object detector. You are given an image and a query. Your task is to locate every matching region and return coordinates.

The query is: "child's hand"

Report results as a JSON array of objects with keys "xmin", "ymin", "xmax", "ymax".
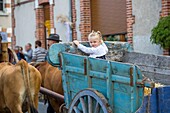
[{"xmin": 73, "ymin": 40, "xmax": 80, "ymax": 46}]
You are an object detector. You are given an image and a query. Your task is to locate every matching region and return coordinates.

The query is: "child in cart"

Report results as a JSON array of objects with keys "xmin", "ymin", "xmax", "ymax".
[{"xmin": 73, "ymin": 30, "xmax": 108, "ymax": 59}]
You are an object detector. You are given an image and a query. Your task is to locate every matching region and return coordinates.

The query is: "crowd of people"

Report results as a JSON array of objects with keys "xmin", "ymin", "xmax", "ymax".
[{"xmin": 14, "ymin": 34, "xmax": 61, "ymax": 64}]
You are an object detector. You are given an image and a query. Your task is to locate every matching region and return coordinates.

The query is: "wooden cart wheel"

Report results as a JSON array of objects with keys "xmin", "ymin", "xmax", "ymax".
[{"xmin": 68, "ymin": 88, "xmax": 112, "ymax": 113}]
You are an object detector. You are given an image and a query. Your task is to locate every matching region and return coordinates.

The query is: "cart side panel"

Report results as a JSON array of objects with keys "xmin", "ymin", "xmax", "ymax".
[
  {"xmin": 61, "ymin": 52, "xmax": 144, "ymax": 113},
  {"xmin": 89, "ymin": 58, "xmax": 143, "ymax": 113},
  {"xmin": 61, "ymin": 53, "xmax": 88, "ymax": 107}
]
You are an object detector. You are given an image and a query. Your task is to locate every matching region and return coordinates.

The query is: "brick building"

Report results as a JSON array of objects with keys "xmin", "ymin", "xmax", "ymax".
[
  {"xmin": 11, "ymin": 0, "xmax": 127, "ymax": 49},
  {"xmin": 127, "ymin": 0, "xmax": 170, "ymax": 55},
  {"xmin": 0, "ymin": 0, "xmax": 12, "ymax": 46},
  {"xmin": 12, "ymin": 0, "xmax": 72, "ymax": 49},
  {"xmin": 11, "ymin": 0, "xmax": 170, "ymax": 55},
  {"xmin": 161, "ymin": 0, "xmax": 170, "ymax": 55}
]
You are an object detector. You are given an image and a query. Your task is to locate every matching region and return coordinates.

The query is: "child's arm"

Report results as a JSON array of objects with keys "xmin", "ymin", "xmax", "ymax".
[
  {"xmin": 78, "ymin": 44, "xmax": 96, "ymax": 54},
  {"xmin": 73, "ymin": 40, "xmax": 95, "ymax": 54}
]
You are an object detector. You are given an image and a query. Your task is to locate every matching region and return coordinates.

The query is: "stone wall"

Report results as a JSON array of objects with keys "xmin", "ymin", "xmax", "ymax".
[{"xmin": 122, "ymin": 51, "xmax": 170, "ymax": 85}]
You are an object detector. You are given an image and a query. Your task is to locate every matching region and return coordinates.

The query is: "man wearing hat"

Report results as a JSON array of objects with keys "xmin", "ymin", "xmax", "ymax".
[
  {"xmin": 45, "ymin": 34, "xmax": 62, "ymax": 61},
  {"xmin": 47, "ymin": 34, "xmax": 62, "ymax": 49},
  {"xmin": 46, "ymin": 34, "xmax": 61, "ymax": 113}
]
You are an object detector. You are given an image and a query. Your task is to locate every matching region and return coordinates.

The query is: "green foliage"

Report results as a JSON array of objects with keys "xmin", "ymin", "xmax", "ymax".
[
  {"xmin": 150, "ymin": 15, "xmax": 170, "ymax": 49},
  {"xmin": 103, "ymin": 36, "xmax": 119, "ymax": 41}
]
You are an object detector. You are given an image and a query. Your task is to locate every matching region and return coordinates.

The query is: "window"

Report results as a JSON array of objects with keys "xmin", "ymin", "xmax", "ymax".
[
  {"xmin": 0, "ymin": 0, "xmax": 3, "ymax": 11},
  {"xmin": 91, "ymin": 0, "xmax": 127, "ymax": 35}
]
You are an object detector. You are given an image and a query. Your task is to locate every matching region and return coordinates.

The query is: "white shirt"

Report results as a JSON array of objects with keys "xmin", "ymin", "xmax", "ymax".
[{"xmin": 78, "ymin": 43, "xmax": 108, "ymax": 58}]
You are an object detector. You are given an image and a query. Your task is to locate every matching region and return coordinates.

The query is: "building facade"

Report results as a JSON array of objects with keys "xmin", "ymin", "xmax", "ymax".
[
  {"xmin": 0, "ymin": 0, "xmax": 12, "ymax": 46},
  {"xmin": 127, "ymin": 0, "xmax": 170, "ymax": 55},
  {"xmin": 11, "ymin": 0, "xmax": 170, "ymax": 55}
]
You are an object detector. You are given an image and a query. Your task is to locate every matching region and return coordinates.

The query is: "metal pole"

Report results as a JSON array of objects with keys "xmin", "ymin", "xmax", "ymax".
[{"xmin": 40, "ymin": 87, "xmax": 64, "ymax": 103}]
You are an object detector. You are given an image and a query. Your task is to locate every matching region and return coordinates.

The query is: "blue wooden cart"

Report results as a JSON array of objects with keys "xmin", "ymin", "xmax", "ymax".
[{"xmin": 47, "ymin": 41, "xmax": 170, "ymax": 113}]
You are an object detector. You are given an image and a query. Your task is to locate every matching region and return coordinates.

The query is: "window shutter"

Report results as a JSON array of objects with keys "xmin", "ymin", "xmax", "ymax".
[{"xmin": 91, "ymin": 0, "xmax": 127, "ymax": 35}]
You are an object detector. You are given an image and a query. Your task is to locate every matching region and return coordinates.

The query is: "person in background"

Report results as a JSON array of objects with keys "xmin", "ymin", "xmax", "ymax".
[
  {"xmin": 32, "ymin": 40, "xmax": 47, "ymax": 62},
  {"xmin": 24, "ymin": 43, "xmax": 33, "ymax": 63},
  {"xmin": 45, "ymin": 34, "xmax": 61, "ymax": 61},
  {"xmin": 47, "ymin": 34, "xmax": 61, "ymax": 49},
  {"xmin": 14, "ymin": 46, "xmax": 26, "ymax": 61},
  {"xmin": 19, "ymin": 46, "xmax": 23, "ymax": 53},
  {"xmin": 19, "ymin": 46, "xmax": 25, "ymax": 59},
  {"xmin": 46, "ymin": 34, "xmax": 61, "ymax": 113},
  {"xmin": 73, "ymin": 30, "xmax": 108, "ymax": 59}
]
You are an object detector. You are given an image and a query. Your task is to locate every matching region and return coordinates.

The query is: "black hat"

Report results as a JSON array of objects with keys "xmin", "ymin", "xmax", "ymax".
[{"xmin": 47, "ymin": 34, "xmax": 62, "ymax": 42}]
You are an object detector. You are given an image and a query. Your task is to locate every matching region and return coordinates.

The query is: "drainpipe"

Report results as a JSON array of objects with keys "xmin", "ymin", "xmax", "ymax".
[{"xmin": 69, "ymin": 0, "xmax": 73, "ymax": 41}]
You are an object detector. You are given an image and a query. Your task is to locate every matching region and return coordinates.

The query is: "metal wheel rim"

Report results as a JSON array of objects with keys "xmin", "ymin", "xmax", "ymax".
[{"xmin": 68, "ymin": 88, "xmax": 112, "ymax": 113}]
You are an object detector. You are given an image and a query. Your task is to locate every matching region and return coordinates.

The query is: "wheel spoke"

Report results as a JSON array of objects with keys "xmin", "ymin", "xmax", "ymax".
[
  {"xmin": 73, "ymin": 106, "xmax": 81, "ymax": 113},
  {"xmin": 68, "ymin": 89, "xmax": 112, "ymax": 113},
  {"xmin": 94, "ymin": 102, "xmax": 100, "ymax": 113},
  {"xmin": 80, "ymin": 97, "xmax": 87, "ymax": 113},
  {"xmin": 88, "ymin": 96, "xmax": 93, "ymax": 113}
]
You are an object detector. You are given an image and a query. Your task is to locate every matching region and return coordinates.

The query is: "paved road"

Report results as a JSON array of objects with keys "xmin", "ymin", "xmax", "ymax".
[{"xmin": 38, "ymin": 102, "xmax": 47, "ymax": 113}]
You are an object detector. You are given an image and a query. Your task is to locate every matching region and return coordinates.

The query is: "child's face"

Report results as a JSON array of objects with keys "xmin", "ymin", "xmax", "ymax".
[{"xmin": 89, "ymin": 36, "xmax": 101, "ymax": 48}]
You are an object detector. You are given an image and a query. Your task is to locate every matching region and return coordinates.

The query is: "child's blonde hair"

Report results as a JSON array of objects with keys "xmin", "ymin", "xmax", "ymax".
[{"xmin": 88, "ymin": 30, "xmax": 102, "ymax": 40}]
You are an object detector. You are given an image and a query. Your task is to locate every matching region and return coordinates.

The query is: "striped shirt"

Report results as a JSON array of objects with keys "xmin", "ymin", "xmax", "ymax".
[
  {"xmin": 32, "ymin": 47, "xmax": 47, "ymax": 62},
  {"xmin": 78, "ymin": 42, "xmax": 108, "ymax": 58}
]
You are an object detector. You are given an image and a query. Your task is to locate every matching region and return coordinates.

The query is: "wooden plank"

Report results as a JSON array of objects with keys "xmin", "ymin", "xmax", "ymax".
[{"xmin": 0, "ymin": 43, "xmax": 8, "ymax": 62}]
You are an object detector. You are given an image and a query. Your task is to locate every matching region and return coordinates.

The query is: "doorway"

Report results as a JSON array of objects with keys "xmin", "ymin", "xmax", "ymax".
[{"xmin": 44, "ymin": 4, "xmax": 50, "ymax": 49}]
